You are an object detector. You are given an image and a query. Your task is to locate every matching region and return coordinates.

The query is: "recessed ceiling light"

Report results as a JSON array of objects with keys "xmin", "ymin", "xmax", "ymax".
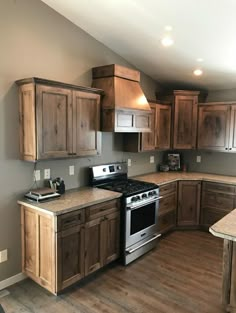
[
  {"xmin": 193, "ymin": 69, "xmax": 203, "ymax": 76},
  {"xmin": 161, "ymin": 36, "xmax": 174, "ymax": 47},
  {"xmin": 165, "ymin": 25, "xmax": 173, "ymax": 31},
  {"xmin": 197, "ymin": 58, "xmax": 204, "ymax": 62}
]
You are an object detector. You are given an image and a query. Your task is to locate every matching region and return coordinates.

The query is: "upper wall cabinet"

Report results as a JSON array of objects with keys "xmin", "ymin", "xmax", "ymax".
[
  {"xmin": 173, "ymin": 90, "xmax": 199, "ymax": 149},
  {"xmin": 123, "ymin": 101, "xmax": 171, "ymax": 152},
  {"xmin": 198, "ymin": 102, "xmax": 236, "ymax": 152},
  {"xmin": 16, "ymin": 78, "xmax": 103, "ymax": 161}
]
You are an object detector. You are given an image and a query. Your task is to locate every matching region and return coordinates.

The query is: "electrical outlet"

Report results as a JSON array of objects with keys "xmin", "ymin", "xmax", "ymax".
[
  {"xmin": 44, "ymin": 169, "xmax": 50, "ymax": 179},
  {"xmin": 150, "ymin": 156, "xmax": 155, "ymax": 163},
  {"xmin": 0, "ymin": 249, "xmax": 8, "ymax": 263},
  {"xmin": 69, "ymin": 165, "xmax": 75, "ymax": 176},
  {"xmin": 34, "ymin": 170, "xmax": 40, "ymax": 181},
  {"xmin": 127, "ymin": 159, "xmax": 131, "ymax": 167},
  {"xmin": 196, "ymin": 155, "xmax": 201, "ymax": 163}
]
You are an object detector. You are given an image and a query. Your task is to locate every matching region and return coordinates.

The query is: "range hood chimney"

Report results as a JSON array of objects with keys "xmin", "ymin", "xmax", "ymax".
[{"xmin": 92, "ymin": 64, "xmax": 151, "ymax": 133}]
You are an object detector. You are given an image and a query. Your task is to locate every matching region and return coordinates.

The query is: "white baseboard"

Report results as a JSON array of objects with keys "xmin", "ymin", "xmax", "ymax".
[{"xmin": 0, "ymin": 273, "xmax": 26, "ymax": 291}]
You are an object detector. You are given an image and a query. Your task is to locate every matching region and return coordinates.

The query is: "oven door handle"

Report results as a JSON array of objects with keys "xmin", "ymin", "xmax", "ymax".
[
  {"xmin": 127, "ymin": 196, "xmax": 163, "ymax": 211},
  {"xmin": 126, "ymin": 233, "xmax": 161, "ymax": 254}
]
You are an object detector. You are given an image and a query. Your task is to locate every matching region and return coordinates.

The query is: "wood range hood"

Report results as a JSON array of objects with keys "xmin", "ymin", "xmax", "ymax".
[{"xmin": 92, "ymin": 64, "xmax": 152, "ymax": 132}]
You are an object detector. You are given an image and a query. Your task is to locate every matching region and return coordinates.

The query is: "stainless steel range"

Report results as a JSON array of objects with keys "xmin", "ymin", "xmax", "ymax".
[{"xmin": 90, "ymin": 162, "xmax": 161, "ymax": 265}]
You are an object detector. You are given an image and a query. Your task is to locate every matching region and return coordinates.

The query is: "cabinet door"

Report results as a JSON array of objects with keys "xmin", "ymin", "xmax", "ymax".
[
  {"xmin": 57, "ymin": 225, "xmax": 85, "ymax": 292},
  {"xmin": 84, "ymin": 217, "xmax": 105, "ymax": 275},
  {"xmin": 198, "ymin": 105, "xmax": 230, "ymax": 151},
  {"xmin": 156, "ymin": 104, "xmax": 171, "ymax": 149},
  {"xmin": 173, "ymin": 94, "xmax": 198, "ymax": 149},
  {"xmin": 229, "ymin": 105, "xmax": 236, "ymax": 152},
  {"xmin": 103, "ymin": 211, "xmax": 120, "ymax": 265},
  {"xmin": 73, "ymin": 91, "xmax": 101, "ymax": 156},
  {"xmin": 140, "ymin": 104, "xmax": 157, "ymax": 151},
  {"xmin": 178, "ymin": 181, "xmax": 201, "ymax": 226},
  {"xmin": 36, "ymin": 85, "xmax": 73, "ymax": 159}
]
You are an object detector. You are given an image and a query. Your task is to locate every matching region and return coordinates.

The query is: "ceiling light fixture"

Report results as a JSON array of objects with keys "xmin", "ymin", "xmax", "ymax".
[
  {"xmin": 165, "ymin": 25, "xmax": 173, "ymax": 31},
  {"xmin": 193, "ymin": 69, "xmax": 203, "ymax": 76},
  {"xmin": 197, "ymin": 58, "xmax": 204, "ymax": 62},
  {"xmin": 161, "ymin": 36, "xmax": 174, "ymax": 47}
]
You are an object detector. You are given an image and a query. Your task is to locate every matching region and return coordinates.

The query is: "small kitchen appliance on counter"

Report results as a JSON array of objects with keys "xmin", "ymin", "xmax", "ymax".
[
  {"xmin": 24, "ymin": 187, "xmax": 60, "ymax": 202},
  {"xmin": 89, "ymin": 162, "xmax": 161, "ymax": 265}
]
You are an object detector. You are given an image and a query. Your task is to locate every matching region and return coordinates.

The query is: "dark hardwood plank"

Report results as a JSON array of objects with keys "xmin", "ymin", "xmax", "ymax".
[{"xmin": 0, "ymin": 231, "xmax": 225, "ymax": 313}]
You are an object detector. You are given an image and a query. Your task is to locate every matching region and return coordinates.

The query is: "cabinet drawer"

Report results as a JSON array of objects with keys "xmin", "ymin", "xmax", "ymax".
[
  {"xmin": 57, "ymin": 209, "xmax": 85, "ymax": 232},
  {"xmin": 159, "ymin": 182, "xmax": 177, "ymax": 196},
  {"xmin": 203, "ymin": 182, "xmax": 235, "ymax": 194},
  {"xmin": 86, "ymin": 199, "xmax": 119, "ymax": 221},
  {"xmin": 201, "ymin": 207, "xmax": 230, "ymax": 226},
  {"xmin": 159, "ymin": 192, "xmax": 177, "ymax": 215},
  {"xmin": 202, "ymin": 191, "xmax": 234, "ymax": 211},
  {"xmin": 157, "ymin": 211, "xmax": 176, "ymax": 234}
]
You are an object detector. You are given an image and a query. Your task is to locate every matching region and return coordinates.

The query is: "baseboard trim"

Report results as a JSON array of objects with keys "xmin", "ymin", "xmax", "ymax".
[{"xmin": 0, "ymin": 273, "xmax": 26, "ymax": 290}]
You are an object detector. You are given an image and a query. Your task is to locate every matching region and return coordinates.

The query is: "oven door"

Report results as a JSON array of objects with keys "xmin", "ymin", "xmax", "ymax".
[{"xmin": 125, "ymin": 198, "xmax": 159, "ymax": 248}]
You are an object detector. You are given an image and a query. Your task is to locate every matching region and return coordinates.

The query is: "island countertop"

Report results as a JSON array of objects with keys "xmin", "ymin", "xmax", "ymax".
[
  {"xmin": 135, "ymin": 172, "xmax": 236, "ymax": 186},
  {"xmin": 18, "ymin": 187, "xmax": 122, "ymax": 216},
  {"xmin": 209, "ymin": 209, "xmax": 236, "ymax": 241}
]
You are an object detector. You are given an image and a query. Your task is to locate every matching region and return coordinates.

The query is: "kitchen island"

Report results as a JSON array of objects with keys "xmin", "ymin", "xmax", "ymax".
[{"xmin": 210, "ymin": 209, "xmax": 236, "ymax": 312}]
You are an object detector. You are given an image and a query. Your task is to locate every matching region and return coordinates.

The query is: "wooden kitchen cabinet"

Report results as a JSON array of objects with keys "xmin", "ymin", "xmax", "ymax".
[
  {"xmin": 177, "ymin": 181, "xmax": 201, "ymax": 227},
  {"xmin": 201, "ymin": 182, "xmax": 236, "ymax": 228},
  {"xmin": 173, "ymin": 90, "xmax": 199, "ymax": 149},
  {"xmin": 158, "ymin": 182, "xmax": 177, "ymax": 234},
  {"xmin": 198, "ymin": 103, "xmax": 236, "ymax": 152},
  {"xmin": 123, "ymin": 101, "xmax": 171, "ymax": 152},
  {"xmin": 21, "ymin": 198, "xmax": 120, "ymax": 294},
  {"xmin": 17, "ymin": 77, "xmax": 103, "ymax": 161}
]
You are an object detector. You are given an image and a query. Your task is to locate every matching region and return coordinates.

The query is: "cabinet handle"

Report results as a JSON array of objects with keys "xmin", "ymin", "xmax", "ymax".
[{"xmin": 68, "ymin": 152, "xmax": 77, "ymax": 155}]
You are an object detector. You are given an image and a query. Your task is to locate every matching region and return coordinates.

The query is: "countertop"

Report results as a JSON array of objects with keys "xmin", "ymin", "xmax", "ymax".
[
  {"xmin": 135, "ymin": 172, "xmax": 236, "ymax": 186},
  {"xmin": 209, "ymin": 209, "xmax": 236, "ymax": 241},
  {"xmin": 18, "ymin": 187, "xmax": 122, "ymax": 216}
]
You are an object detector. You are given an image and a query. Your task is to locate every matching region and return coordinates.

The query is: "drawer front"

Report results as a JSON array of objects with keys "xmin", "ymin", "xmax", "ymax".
[
  {"xmin": 57, "ymin": 209, "xmax": 85, "ymax": 232},
  {"xmin": 86, "ymin": 199, "xmax": 119, "ymax": 221},
  {"xmin": 157, "ymin": 211, "xmax": 176, "ymax": 234},
  {"xmin": 203, "ymin": 181, "xmax": 235, "ymax": 194},
  {"xmin": 202, "ymin": 191, "xmax": 234, "ymax": 210},
  {"xmin": 159, "ymin": 182, "xmax": 177, "ymax": 196},
  {"xmin": 159, "ymin": 192, "xmax": 177, "ymax": 215},
  {"xmin": 201, "ymin": 207, "xmax": 229, "ymax": 226}
]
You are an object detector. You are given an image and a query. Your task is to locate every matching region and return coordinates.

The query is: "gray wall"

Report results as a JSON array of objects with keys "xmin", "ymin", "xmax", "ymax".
[
  {"xmin": 0, "ymin": 0, "xmax": 162, "ymax": 282},
  {"xmin": 207, "ymin": 88, "xmax": 236, "ymax": 102}
]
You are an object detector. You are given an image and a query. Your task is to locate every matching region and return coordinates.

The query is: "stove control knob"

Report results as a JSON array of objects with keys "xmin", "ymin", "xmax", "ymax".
[
  {"xmin": 136, "ymin": 196, "xmax": 141, "ymax": 201},
  {"xmin": 148, "ymin": 191, "xmax": 153, "ymax": 196},
  {"xmin": 131, "ymin": 196, "xmax": 137, "ymax": 202},
  {"xmin": 117, "ymin": 165, "xmax": 121, "ymax": 170},
  {"xmin": 102, "ymin": 168, "xmax": 106, "ymax": 172},
  {"xmin": 142, "ymin": 193, "xmax": 147, "ymax": 199},
  {"xmin": 152, "ymin": 190, "xmax": 157, "ymax": 195}
]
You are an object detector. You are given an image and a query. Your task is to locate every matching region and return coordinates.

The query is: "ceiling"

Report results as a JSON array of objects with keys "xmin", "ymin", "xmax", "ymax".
[{"xmin": 41, "ymin": 0, "xmax": 236, "ymax": 90}]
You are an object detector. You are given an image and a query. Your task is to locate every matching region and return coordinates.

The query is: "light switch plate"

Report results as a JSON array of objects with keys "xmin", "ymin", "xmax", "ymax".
[
  {"xmin": 34, "ymin": 170, "xmax": 40, "ymax": 181},
  {"xmin": 127, "ymin": 159, "xmax": 131, "ymax": 167},
  {"xmin": 150, "ymin": 156, "xmax": 155, "ymax": 163},
  {"xmin": 69, "ymin": 165, "xmax": 75, "ymax": 176},
  {"xmin": 44, "ymin": 169, "xmax": 50, "ymax": 179},
  {"xmin": 196, "ymin": 156, "xmax": 201, "ymax": 163},
  {"xmin": 0, "ymin": 249, "xmax": 8, "ymax": 263}
]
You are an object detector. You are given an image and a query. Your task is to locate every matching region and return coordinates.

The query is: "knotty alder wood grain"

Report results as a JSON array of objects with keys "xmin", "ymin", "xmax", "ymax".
[{"xmin": 1, "ymin": 231, "xmax": 224, "ymax": 313}]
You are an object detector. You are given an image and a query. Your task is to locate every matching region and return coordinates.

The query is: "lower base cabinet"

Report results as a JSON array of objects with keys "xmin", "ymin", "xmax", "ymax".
[{"xmin": 21, "ymin": 199, "xmax": 120, "ymax": 294}]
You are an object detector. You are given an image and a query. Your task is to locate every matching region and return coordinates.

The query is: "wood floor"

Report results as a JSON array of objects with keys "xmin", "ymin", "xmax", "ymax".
[{"xmin": 0, "ymin": 231, "xmax": 225, "ymax": 313}]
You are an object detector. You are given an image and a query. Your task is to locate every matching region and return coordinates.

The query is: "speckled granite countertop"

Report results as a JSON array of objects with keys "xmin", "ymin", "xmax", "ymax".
[
  {"xmin": 18, "ymin": 187, "xmax": 122, "ymax": 216},
  {"xmin": 135, "ymin": 172, "xmax": 236, "ymax": 186},
  {"xmin": 210, "ymin": 209, "xmax": 236, "ymax": 241}
]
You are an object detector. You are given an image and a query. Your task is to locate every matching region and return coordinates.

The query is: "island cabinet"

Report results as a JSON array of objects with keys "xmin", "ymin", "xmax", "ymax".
[
  {"xmin": 16, "ymin": 78, "xmax": 103, "ymax": 161},
  {"xmin": 177, "ymin": 181, "xmax": 201, "ymax": 227},
  {"xmin": 21, "ymin": 199, "xmax": 120, "ymax": 294},
  {"xmin": 157, "ymin": 182, "xmax": 177, "ymax": 234},
  {"xmin": 201, "ymin": 182, "xmax": 236, "ymax": 228},
  {"xmin": 198, "ymin": 103, "xmax": 236, "ymax": 152},
  {"xmin": 173, "ymin": 90, "xmax": 199, "ymax": 149},
  {"xmin": 123, "ymin": 101, "xmax": 172, "ymax": 152}
]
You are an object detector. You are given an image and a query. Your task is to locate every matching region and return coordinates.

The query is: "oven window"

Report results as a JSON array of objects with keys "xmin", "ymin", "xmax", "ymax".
[{"xmin": 130, "ymin": 202, "xmax": 156, "ymax": 235}]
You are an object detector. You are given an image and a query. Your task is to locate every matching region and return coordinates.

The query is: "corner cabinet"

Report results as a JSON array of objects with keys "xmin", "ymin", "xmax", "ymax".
[
  {"xmin": 123, "ymin": 101, "xmax": 172, "ymax": 152},
  {"xmin": 17, "ymin": 78, "xmax": 103, "ymax": 161},
  {"xmin": 173, "ymin": 90, "xmax": 199, "ymax": 149},
  {"xmin": 21, "ymin": 199, "xmax": 120, "ymax": 294},
  {"xmin": 198, "ymin": 103, "xmax": 236, "ymax": 152}
]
